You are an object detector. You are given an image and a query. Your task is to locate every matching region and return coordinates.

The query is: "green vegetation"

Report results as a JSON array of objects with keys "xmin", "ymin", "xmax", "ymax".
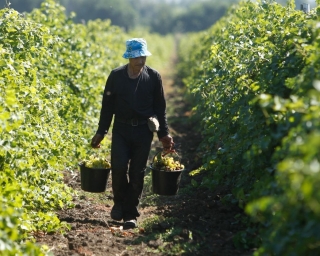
[
  {"xmin": 2, "ymin": 0, "xmax": 320, "ymax": 254},
  {"xmin": 11, "ymin": 0, "xmax": 240, "ymax": 34},
  {"xmin": 178, "ymin": 0, "xmax": 320, "ymax": 254},
  {"xmin": 0, "ymin": 0, "xmax": 173, "ymax": 254},
  {"xmin": 10, "ymin": 0, "xmax": 317, "ymax": 35}
]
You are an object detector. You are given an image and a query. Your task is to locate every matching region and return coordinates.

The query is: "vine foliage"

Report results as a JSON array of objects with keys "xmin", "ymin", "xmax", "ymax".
[{"xmin": 178, "ymin": 0, "xmax": 320, "ymax": 254}]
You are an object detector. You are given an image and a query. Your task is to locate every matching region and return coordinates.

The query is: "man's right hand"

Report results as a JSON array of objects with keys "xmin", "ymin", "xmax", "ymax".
[{"xmin": 91, "ymin": 134, "xmax": 104, "ymax": 148}]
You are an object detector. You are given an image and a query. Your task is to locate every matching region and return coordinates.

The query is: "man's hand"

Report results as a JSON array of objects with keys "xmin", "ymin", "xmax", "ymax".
[
  {"xmin": 91, "ymin": 134, "xmax": 104, "ymax": 148},
  {"xmin": 159, "ymin": 135, "xmax": 175, "ymax": 153}
]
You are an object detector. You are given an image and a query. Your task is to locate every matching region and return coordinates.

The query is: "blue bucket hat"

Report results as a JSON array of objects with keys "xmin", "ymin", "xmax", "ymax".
[{"xmin": 122, "ymin": 38, "xmax": 152, "ymax": 59}]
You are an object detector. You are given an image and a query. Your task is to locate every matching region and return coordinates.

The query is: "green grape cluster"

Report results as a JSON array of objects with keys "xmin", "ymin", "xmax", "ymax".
[
  {"xmin": 153, "ymin": 155, "xmax": 184, "ymax": 171},
  {"xmin": 82, "ymin": 155, "xmax": 111, "ymax": 169}
]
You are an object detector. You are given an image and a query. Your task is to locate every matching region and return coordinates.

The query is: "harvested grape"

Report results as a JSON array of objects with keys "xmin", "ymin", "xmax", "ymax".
[
  {"xmin": 152, "ymin": 152, "xmax": 184, "ymax": 171},
  {"xmin": 82, "ymin": 155, "xmax": 111, "ymax": 169}
]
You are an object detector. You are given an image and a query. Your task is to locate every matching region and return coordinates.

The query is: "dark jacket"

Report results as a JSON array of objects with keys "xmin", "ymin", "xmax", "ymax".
[{"xmin": 96, "ymin": 64, "xmax": 169, "ymax": 139}]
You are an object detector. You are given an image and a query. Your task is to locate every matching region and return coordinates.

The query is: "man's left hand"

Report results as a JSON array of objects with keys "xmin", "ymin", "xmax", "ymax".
[{"xmin": 159, "ymin": 135, "xmax": 175, "ymax": 152}]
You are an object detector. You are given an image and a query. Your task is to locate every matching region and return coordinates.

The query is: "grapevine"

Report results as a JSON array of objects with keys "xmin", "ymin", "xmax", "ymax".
[
  {"xmin": 178, "ymin": 1, "xmax": 320, "ymax": 255},
  {"xmin": 0, "ymin": 0, "xmax": 123, "ymax": 253}
]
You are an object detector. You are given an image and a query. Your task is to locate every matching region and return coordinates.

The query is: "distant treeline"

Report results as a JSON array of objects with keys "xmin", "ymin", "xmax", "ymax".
[
  {"xmin": 8, "ymin": 0, "xmax": 239, "ymax": 34},
  {"xmin": 6, "ymin": 0, "xmax": 314, "ymax": 34}
]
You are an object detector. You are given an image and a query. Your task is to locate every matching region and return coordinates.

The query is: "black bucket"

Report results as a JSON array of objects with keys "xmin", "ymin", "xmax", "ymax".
[
  {"xmin": 150, "ymin": 166, "xmax": 183, "ymax": 196},
  {"xmin": 79, "ymin": 164, "xmax": 111, "ymax": 193}
]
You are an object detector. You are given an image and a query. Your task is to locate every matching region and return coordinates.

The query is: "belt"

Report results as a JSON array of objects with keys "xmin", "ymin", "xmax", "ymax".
[{"xmin": 115, "ymin": 118, "xmax": 148, "ymax": 126}]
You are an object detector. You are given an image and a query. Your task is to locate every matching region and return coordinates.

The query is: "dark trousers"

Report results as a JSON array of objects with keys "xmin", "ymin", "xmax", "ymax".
[{"xmin": 111, "ymin": 122, "xmax": 153, "ymax": 219}]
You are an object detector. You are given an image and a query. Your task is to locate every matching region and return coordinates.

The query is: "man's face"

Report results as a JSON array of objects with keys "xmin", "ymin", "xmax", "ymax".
[{"xmin": 129, "ymin": 56, "xmax": 146, "ymax": 68}]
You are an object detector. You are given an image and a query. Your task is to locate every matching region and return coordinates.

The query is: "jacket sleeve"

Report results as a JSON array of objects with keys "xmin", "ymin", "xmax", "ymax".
[
  {"xmin": 96, "ymin": 71, "xmax": 115, "ymax": 136},
  {"xmin": 153, "ymin": 72, "xmax": 169, "ymax": 139}
]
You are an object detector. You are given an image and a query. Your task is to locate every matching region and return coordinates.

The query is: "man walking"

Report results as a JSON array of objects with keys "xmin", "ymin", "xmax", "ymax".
[{"xmin": 91, "ymin": 38, "xmax": 174, "ymax": 229}]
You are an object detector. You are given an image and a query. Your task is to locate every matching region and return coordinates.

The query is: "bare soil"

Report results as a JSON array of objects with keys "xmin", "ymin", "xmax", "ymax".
[{"xmin": 35, "ymin": 53, "xmax": 254, "ymax": 256}]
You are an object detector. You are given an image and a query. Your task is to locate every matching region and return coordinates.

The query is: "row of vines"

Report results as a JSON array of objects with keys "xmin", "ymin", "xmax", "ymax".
[
  {"xmin": 0, "ymin": 0, "xmax": 174, "ymax": 254},
  {"xmin": 178, "ymin": 0, "xmax": 320, "ymax": 255}
]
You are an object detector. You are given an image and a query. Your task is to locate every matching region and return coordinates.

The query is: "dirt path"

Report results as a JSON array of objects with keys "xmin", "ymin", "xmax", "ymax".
[{"xmin": 36, "ymin": 45, "xmax": 253, "ymax": 256}]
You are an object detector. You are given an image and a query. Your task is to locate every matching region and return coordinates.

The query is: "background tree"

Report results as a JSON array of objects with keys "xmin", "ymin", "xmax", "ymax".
[{"xmin": 8, "ymin": 0, "xmax": 318, "ymax": 34}]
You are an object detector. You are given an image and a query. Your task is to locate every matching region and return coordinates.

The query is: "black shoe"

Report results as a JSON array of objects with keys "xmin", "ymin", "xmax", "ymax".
[
  {"xmin": 123, "ymin": 219, "xmax": 137, "ymax": 229},
  {"xmin": 110, "ymin": 204, "xmax": 123, "ymax": 221}
]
